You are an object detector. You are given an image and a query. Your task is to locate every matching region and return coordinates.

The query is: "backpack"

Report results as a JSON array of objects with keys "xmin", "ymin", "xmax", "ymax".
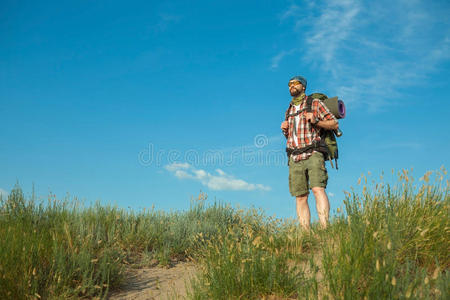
[{"xmin": 284, "ymin": 93, "xmax": 340, "ymax": 169}]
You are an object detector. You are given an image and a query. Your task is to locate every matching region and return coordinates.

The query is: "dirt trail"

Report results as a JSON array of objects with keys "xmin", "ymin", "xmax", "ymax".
[{"xmin": 109, "ymin": 262, "xmax": 198, "ymax": 300}]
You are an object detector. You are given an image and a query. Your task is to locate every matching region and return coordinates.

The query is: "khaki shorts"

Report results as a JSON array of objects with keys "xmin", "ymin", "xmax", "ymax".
[{"xmin": 288, "ymin": 152, "xmax": 328, "ymax": 197}]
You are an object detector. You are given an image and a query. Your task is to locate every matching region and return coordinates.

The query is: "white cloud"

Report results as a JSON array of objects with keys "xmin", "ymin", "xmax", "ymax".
[
  {"xmin": 174, "ymin": 170, "xmax": 194, "ymax": 179},
  {"xmin": 216, "ymin": 169, "xmax": 226, "ymax": 176},
  {"xmin": 278, "ymin": 0, "xmax": 450, "ymax": 111},
  {"xmin": 164, "ymin": 163, "xmax": 271, "ymax": 191},
  {"xmin": 164, "ymin": 162, "xmax": 190, "ymax": 172},
  {"xmin": 308, "ymin": 2, "xmax": 360, "ymax": 75},
  {"xmin": 270, "ymin": 49, "xmax": 297, "ymax": 69},
  {"xmin": 279, "ymin": 4, "xmax": 301, "ymax": 21},
  {"xmin": 328, "ymin": 192, "xmax": 335, "ymax": 197},
  {"xmin": 0, "ymin": 188, "xmax": 8, "ymax": 199}
]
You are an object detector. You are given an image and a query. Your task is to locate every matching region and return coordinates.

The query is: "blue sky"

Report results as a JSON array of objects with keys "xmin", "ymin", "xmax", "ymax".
[{"xmin": 1, "ymin": 0, "xmax": 449, "ymax": 220}]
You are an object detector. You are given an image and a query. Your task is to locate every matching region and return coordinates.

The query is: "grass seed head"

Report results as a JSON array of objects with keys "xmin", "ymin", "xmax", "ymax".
[
  {"xmin": 420, "ymin": 229, "xmax": 428, "ymax": 237},
  {"xmin": 405, "ymin": 285, "xmax": 412, "ymax": 298},
  {"xmin": 252, "ymin": 236, "xmax": 262, "ymax": 248},
  {"xmin": 432, "ymin": 267, "xmax": 440, "ymax": 279}
]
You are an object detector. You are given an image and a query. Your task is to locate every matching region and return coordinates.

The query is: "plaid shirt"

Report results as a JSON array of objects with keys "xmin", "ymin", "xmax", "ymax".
[{"xmin": 284, "ymin": 97, "xmax": 337, "ymax": 162}]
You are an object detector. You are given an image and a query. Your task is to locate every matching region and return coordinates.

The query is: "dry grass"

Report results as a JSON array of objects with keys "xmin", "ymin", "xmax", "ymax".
[{"xmin": 0, "ymin": 168, "xmax": 448, "ymax": 299}]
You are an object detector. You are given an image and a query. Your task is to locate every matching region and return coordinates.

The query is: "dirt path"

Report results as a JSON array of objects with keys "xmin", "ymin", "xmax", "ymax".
[{"xmin": 109, "ymin": 262, "xmax": 198, "ymax": 300}]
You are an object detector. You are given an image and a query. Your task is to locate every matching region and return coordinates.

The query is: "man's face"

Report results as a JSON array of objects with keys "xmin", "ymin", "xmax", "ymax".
[{"xmin": 288, "ymin": 80, "xmax": 304, "ymax": 97}]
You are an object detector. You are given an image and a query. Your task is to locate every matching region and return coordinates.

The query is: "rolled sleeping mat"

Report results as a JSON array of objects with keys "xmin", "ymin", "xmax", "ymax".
[{"xmin": 322, "ymin": 97, "xmax": 346, "ymax": 119}]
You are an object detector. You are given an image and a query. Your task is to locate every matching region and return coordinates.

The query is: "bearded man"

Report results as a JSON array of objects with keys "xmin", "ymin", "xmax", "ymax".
[{"xmin": 281, "ymin": 76, "xmax": 339, "ymax": 230}]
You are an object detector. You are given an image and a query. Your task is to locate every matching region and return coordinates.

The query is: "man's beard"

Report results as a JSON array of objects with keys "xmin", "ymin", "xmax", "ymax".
[{"xmin": 290, "ymin": 89, "xmax": 302, "ymax": 97}]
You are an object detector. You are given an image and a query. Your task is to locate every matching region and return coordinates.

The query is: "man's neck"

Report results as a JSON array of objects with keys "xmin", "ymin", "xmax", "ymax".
[{"xmin": 291, "ymin": 92, "xmax": 306, "ymax": 105}]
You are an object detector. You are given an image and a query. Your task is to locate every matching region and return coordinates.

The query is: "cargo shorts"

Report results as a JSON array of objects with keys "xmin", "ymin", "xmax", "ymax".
[{"xmin": 288, "ymin": 152, "xmax": 328, "ymax": 197}]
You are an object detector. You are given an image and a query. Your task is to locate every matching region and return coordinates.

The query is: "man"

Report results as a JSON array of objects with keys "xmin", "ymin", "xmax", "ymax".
[{"xmin": 280, "ymin": 75, "xmax": 339, "ymax": 230}]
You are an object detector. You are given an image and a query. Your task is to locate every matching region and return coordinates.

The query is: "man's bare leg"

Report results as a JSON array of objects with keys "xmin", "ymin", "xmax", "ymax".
[
  {"xmin": 311, "ymin": 187, "xmax": 330, "ymax": 229},
  {"xmin": 296, "ymin": 193, "xmax": 310, "ymax": 230}
]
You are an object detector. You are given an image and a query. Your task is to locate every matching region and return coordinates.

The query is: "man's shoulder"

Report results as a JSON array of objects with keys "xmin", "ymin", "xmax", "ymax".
[
  {"xmin": 307, "ymin": 97, "xmax": 324, "ymax": 108},
  {"xmin": 310, "ymin": 97, "xmax": 327, "ymax": 108},
  {"xmin": 311, "ymin": 97, "xmax": 324, "ymax": 103}
]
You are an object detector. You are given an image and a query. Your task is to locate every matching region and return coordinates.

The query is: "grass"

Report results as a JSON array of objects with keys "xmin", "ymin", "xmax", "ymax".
[
  {"xmin": 0, "ymin": 168, "xmax": 448, "ymax": 299},
  {"xmin": 0, "ymin": 191, "xmax": 237, "ymax": 299}
]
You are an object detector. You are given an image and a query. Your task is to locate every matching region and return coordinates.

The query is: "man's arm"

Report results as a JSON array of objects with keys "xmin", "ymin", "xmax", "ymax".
[
  {"xmin": 311, "ymin": 98, "xmax": 339, "ymax": 130},
  {"xmin": 281, "ymin": 121, "xmax": 289, "ymax": 138},
  {"xmin": 305, "ymin": 113, "xmax": 339, "ymax": 130},
  {"xmin": 315, "ymin": 119, "xmax": 338, "ymax": 130}
]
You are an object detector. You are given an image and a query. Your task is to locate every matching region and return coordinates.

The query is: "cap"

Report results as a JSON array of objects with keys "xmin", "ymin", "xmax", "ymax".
[{"xmin": 289, "ymin": 76, "xmax": 307, "ymax": 88}]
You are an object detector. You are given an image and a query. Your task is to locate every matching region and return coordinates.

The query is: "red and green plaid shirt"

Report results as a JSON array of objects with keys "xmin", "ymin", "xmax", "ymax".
[{"xmin": 284, "ymin": 97, "xmax": 337, "ymax": 162}]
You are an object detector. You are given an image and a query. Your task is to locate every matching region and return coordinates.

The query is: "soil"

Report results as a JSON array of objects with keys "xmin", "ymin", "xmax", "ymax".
[{"xmin": 108, "ymin": 262, "xmax": 198, "ymax": 300}]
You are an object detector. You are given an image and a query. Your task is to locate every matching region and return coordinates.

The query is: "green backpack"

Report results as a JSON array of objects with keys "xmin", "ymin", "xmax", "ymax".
[
  {"xmin": 307, "ymin": 93, "xmax": 339, "ymax": 169},
  {"xmin": 285, "ymin": 93, "xmax": 340, "ymax": 169}
]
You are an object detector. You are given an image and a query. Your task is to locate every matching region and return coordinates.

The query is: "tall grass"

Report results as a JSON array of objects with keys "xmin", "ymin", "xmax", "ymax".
[
  {"xmin": 189, "ymin": 169, "xmax": 449, "ymax": 299},
  {"xmin": 189, "ymin": 209, "xmax": 314, "ymax": 299},
  {"xmin": 318, "ymin": 168, "xmax": 449, "ymax": 299},
  {"xmin": 0, "ymin": 188, "xmax": 132, "ymax": 299},
  {"xmin": 0, "ymin": 168, "xmax": 448, "ymax": 299},
  {"xmin": 0, "ymin": 190, "xmax": 237, "ymax": 299}
]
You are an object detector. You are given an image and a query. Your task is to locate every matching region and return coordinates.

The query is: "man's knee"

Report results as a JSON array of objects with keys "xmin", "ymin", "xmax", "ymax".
[
  {"xmin": 296, "ymin": 193, "xmax": 309, "ymax": 202},
  {"xmin": 311, "ymin": 187, "xmax": 325, "ymax": 195}
]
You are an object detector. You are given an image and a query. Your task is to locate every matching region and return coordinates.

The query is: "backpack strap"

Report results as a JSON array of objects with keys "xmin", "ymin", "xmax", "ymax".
[
  {"xmin": 284, "ymin": 103, "xmax": 293, "ymax": 121},
  {"xmin": 286, "ymin": 140, "xmax": 329, "ymax": 161},
  {"xmin": 306, "ymin": 95, "xmax": 313, "ymax": 113},
  {"xmin": 283, "ymin": 103, "xmax": 292, "ymax": 139}
]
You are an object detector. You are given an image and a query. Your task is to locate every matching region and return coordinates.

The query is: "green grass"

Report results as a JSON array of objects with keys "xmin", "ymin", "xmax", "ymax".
[
  {"xmin": 0, "ymin": 169, "xmax": 448, "ymax": 299},
  {"xmin": 189, "ymin": 168, "xmax": 449, "ymax": 299},
  {"xmin": 317, "ymin": 168, "xmax": 449, "ymax": 299},
  {"xmin": 0, "ymin": 191, "xmax": 237, "ymax": 299}
]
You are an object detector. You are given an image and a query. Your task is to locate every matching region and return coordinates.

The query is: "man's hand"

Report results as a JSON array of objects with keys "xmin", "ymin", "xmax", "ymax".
[
  {"xmin": 281, "ymin": 121, "xmax": 288, "ymax": 131},
  {"xmin": 305, "ymin": 112, "xmax": 317, "ymax": 124}
]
